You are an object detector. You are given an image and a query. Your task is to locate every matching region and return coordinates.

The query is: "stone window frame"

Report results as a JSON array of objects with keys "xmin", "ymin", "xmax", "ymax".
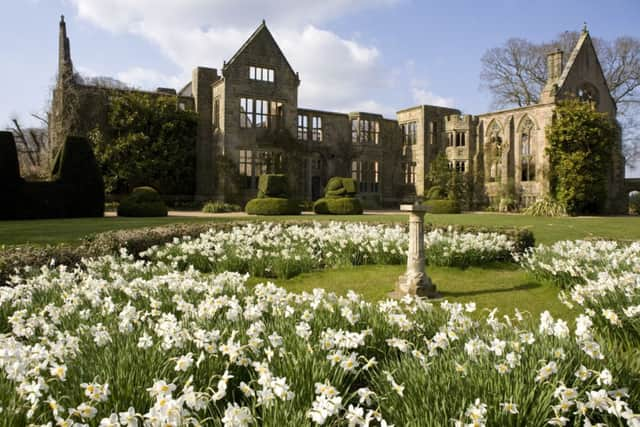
[
  {"xmin": 240, "ymin": 98, "xmax": 283, "ymax": 129},
  {"xmin": 311, "ymin": 116, "xmax": 323, "ymax": 142},
  {"xmin": 352, "ymin": 118, "xmax": 380, "ymax": 144},
  {"xmin": 519, "ymin": 116, "xmax": 536, "ymax": 182},
  {"xmin": 485, "ymin": 119, "xmax": 504, "ymax": 183},
  {"xmin": 352, "ymin": 159, "xmax": 380, "ymax": 193},
  {"xmin": 402, "ymin": 161, "xmax": 416, "ymax": 184},
  {"xmin": 297, "ymin": 114, "xmax": 308, "ymax": 140},
  {"xmin": 401, "ymin": 121, "xmax": 417, "ymax": 145},
  {"xmin": 238, "ymin": 149, "xmax": 286, "ymax": 189},
  {"xmin": 249, "ymin": 66, "xmax": 275, "ymax": 83}
]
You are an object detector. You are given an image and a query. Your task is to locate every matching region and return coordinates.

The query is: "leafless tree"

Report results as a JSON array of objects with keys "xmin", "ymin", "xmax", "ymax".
[
  {"xmin": 480, "ymin": 31, "xmax": 640, "ymax": 166},
  {"xmin": 9, "ymin": 115, "xmax": 51, "ymax": 179}
]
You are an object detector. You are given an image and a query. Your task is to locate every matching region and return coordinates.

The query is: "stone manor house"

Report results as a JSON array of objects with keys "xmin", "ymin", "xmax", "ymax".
[{"xmin": 50, "ymin": 17, "xmax": 626, "ymax": 212}]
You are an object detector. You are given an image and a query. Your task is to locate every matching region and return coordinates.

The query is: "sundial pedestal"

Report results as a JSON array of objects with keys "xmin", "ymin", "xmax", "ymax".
[{"xmin": 393, "ymin": 204, "xmax": 440, "ymax": 299}]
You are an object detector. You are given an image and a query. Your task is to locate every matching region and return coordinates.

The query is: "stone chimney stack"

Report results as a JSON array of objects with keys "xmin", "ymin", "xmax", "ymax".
[
  {"xmin": 540, "ymin": 48, "xmax": 564, "ymax": 103},
  {"xmin": 546, "ymin": 48, "xmax": 563, "ymax": 81}
]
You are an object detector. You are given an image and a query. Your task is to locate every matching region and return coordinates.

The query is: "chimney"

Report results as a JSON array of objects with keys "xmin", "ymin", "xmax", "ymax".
[{"xmin": 546, "ymin": 48, "xmax": 563, "ymax": 81}]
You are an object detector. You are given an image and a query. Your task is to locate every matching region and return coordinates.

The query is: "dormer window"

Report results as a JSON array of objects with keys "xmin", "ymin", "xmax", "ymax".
[{"xmin": 249, "ymin": 66, "xmax": 274, "ymax": 82}]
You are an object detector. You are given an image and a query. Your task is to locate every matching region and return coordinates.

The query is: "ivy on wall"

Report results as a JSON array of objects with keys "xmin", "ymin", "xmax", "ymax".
[
  {"xmin": 89, "ymin": 91, "xmax": 198, "ymax": 194},
  {"xmin": 546, "ymin": 99, "xmax": 618, "ymax": 215}
]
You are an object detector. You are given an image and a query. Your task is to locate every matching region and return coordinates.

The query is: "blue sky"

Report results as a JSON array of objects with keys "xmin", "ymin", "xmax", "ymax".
[{"xmin": 2, "ymin": 0, "xmax": 639, "ymax": 173}]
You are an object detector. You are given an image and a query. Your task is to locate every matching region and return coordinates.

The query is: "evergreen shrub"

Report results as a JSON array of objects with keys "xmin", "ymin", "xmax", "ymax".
[
  {"xmin": 313, "ymin": 176, "xmax": 362, "ymax": 215},
  {"xmin": 117, "ymin": 186, "xmax": 168, "ymax": 217},
  {"xmin": 257, "ymin": 174, "xmax": 289, "ymax": 198},
  {"xmin": 423, "ymin": 199, "xmax": 461, "ymax": 214},
  {"xmin": 313, "ymin": 197, "xmax": 363, "ymax": 215},
  {"xmin": 245, "ymin": 198, "xmax": 301, "ymax": 215}
]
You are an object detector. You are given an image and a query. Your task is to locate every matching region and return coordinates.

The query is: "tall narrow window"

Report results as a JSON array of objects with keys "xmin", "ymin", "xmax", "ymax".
[
  {"xmin": 297, "ymin": 115, "xmax": 308, "ymax": 140},
  {"xmin": 403, "ymin": 162, "xmax": 416, "ymax": 184},
  {"xmin": 402, "ymin": 122, "xmax": 417, "ymax": 145},
  {"xmin": 520, "ymin": 125, "xmax": 536, "ymax": 181},
  {"xmin": 240, "ymin": 98, "xmax": 252, "ymax": 128},
  {"xmin": 239, "ymin": 150, "xmax": 254, "ymax": 188},
  {"xmin": 351, "ymin": 120, "xmax": 358, "ymax": 143},
  {"xmin": 311, "ymin": 116, "xmax": 323, "ymax": 142},
  {"xmin": 352, "ymin": 160, "xmax": 380, "ymax": 193},
  {"xmin": 213, "ymin": 98, "xmax": 220, "ymax": 129}
]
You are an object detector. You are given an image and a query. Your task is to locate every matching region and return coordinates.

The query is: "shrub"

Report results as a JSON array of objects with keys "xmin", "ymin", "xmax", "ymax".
[
  {"xmin": 0, "ymin": 132, "xmax": 22, "ymax": 220},
  {"xmin": 423, "ymin": 199, "xmax": 461, "ymax": 214},
  {"xmin": 51, "ymin": 135, "xmax": 105, "ymax": 218},
  {"xmin": 546, "ymin": 99, "xmax": 618, "ymax": 215},
  {"xmin": 325, "ymin": 177, "xmax": 357, "ymax": 198},
  {"xmin": 117, "ymin": 186, "xmax": 168, "ymax": 217},
  {"xmin": 523, "ymin": 197, "xmax": 567, "ymax": 217},
  {"xmin": 630, "ymin": 191, "xmax": 640, "ymax": 215},
  {"xmin": 426, "ymin": 185, "xmax": 445, "ymax": 200},
  {"xmin": 257, "ymin": 174, "xmax": 289, "ymax": 198},
  {"xmin": 245, "ymin": 197, "xmax": 301, "ymax": 215},
  {"xmin": 313, "ymin": 197, "xmax": 363, "ymax": 215},
  {"xmin": 202, "ymin": 200, "xmax": 241, "ymax": 213}
]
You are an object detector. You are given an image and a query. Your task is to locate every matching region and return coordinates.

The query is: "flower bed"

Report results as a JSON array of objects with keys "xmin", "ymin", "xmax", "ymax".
[
  {"xmin": 1, "ymin": 256, "xmax": 637, "ymax": 426},
  {"xmin": 141, "ymin": 222, "xmax": 518, "ymax": 279},
  {"xmin": 520, "ymin": 240, "xmax": 640, "ymax": 351}
]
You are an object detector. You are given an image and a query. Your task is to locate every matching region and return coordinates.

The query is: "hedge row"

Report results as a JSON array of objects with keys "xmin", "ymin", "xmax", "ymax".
[
  {"xmin": 1, "ymin": 221, "xmax": 535, "ymax": 287},
  {"xmin": 117, "ymin": 187, "xmax": 168, "ymax": 217},
  {"xmin": 423, "ymin": 199, "xmax": 461, "ymax": 214},
  {"xmin": 245, "ymin": 198, "xmax": 301, "ymax": 215},
  {"xmin": 313, "ymin": 197, "xmax": 363, "ymax": 215},
  {"xmin": 0, "ymin": 132, "xmax": 104, "ymax": 219}
]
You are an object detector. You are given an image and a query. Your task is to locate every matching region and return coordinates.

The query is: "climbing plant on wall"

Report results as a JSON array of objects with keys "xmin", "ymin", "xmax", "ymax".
[
  {"xmin": 89, "ymin": 91, "xmax": 198, "ymax": 194},
  {"xmin": 546, "ymin": 99, "xmax": 618, "ymax": 215}
]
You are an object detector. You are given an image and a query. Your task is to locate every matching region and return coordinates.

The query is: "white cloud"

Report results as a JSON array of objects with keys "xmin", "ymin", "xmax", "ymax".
[
  {"xmin": 116, "ymin": 67, "xmax": 184, "ymax": 90},
  {"xmin": 411, "ymin": 86, "xmax": 455, "ymax": 108},
  {"xmin": 68, "ymin": 0, "xmax": 451, "ymax": 117},
  {"xmin": 68, "ymin": 0, "xmax": 401, "ymax": 114}
]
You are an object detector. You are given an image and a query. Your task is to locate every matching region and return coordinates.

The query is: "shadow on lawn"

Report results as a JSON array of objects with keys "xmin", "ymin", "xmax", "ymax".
[{"xmin": 438, "ymin": 281, "xmax": 541, "ymax": 298}]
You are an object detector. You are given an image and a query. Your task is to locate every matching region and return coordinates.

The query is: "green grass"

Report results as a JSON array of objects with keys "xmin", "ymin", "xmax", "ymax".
[
  {"xmin": 1, "ymin": 212, "xmax": 640, "ymax": 246},
  {"xmin": 248, "ymin": 263, "xmax": 574, "ymax": 320}
]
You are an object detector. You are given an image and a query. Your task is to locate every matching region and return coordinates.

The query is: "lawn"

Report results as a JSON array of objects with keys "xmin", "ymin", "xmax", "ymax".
[
  {"xmin": 1, "ymin": 211, "xmax": 640, "ymax": 246},
  {"xmin": 248, "ymin": 263, "xmax": 573, "ymax": 320}
]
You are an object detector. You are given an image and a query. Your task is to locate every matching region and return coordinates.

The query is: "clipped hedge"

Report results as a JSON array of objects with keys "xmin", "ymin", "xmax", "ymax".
[
  {"xmin": 1, "ymin": 134, "xmax": 104, "ymax": 220},
  {"xmin": 202, "ymin": 201, "xmax": 241, "ymax": 213},
  {"xmin": 51, "ymin": 136, "xmax": 105, "ymax": 218},
  {"xmin": 257, "ymin": 174, "xmax": 288, "ymax": 198},
  {"xmin": 426, "ymin": 186, "xmax": 445, "ymax": 200},
  {"xmin": 313, "ymin": 197, "xmax": 363, "ymax": 215},
  {"xmin": 245, "ymin": 197, "xmax": 301, "ymax": 215},
  {"xmin": 0, "ymin": 132, "xmax": 22, "ymax": 220},
  {"xmin": 423, "ymin": 199, "xmax": 461, "ymax": 214},
  {"xmin": 117, "ymin": 187, "xmax": 168, "ymax": 217}
]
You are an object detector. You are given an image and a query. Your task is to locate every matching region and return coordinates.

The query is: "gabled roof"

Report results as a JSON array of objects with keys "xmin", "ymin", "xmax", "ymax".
[
  {"xmin": 223, "ymin": 20, "xmax": 298, "ymax": 80},
  {"xmin": 556, "ymin": 29, "xmax": 615, "ymax": 106}
]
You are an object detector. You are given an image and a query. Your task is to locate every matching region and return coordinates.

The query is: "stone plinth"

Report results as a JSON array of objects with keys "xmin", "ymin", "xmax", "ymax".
[{"xmin": 394, "ymin": 204, "xmax": 439, "ymax": 298}]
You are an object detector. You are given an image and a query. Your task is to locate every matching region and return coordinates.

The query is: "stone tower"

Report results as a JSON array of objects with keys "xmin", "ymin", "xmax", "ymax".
[{"xmin": 49, "ymin": 15, "xmax": 76, "ymax": 152}]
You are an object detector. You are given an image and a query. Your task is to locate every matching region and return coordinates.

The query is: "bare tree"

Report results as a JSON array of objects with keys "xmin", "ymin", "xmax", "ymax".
[
  {"xmin": 480, "ymin": 31, "xmax": 640, "ymax": 166},
  {"xmin": 9, "ymin": 116, "xmax": 51, "ymax": 179}
]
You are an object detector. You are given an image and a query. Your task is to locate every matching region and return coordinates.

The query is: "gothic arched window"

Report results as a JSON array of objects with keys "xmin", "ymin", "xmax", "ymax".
[
  {"xmin": 576, "ymin": 83, "xmax": 599, "ymax": 107},
  {"xmin": 486, "ymin": 121, "xmax": 503, "ymax": 182},
  {"xmin": 520, "ymin": 117, "xmax": 536, "ymax": 182}
]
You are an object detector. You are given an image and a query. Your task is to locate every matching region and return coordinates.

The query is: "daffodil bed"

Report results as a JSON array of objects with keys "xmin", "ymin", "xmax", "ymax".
[{"xmin": 0, "ymin": 223, "xmax": 638, "ymax": 426}]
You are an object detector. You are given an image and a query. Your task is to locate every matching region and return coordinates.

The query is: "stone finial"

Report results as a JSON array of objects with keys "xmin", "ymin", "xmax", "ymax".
[
  {"xmin": 60, "ymin": 14, "xmax": 65, "ymax": 23},
  {"xmin": 582, "ymin": 22, "xmax": 588, "ymax": 33}
]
